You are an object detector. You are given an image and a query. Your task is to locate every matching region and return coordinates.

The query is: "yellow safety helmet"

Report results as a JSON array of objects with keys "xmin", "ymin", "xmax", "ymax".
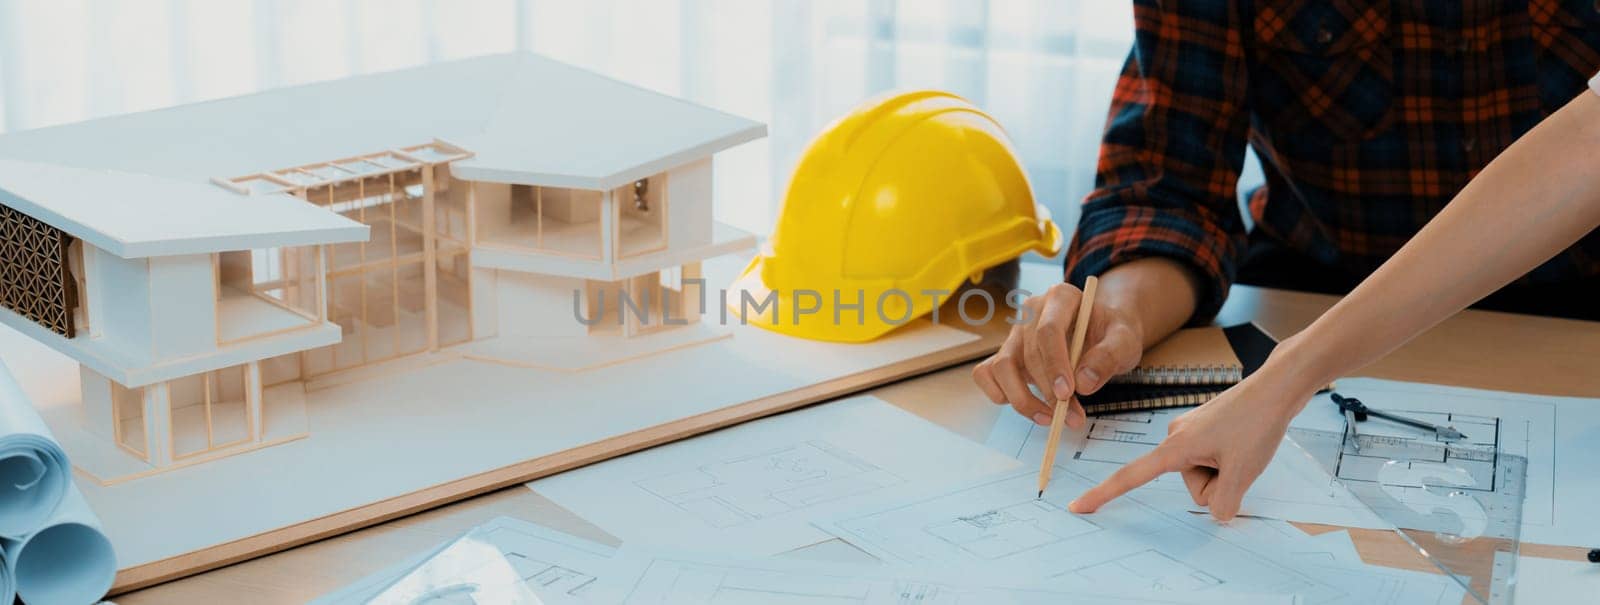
[{"xmin": 731, "ymin": 90, "xmax": 1061, "ymax": 342}]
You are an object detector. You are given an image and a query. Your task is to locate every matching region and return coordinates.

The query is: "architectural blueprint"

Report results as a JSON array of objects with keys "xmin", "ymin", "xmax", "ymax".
[
  {"xmin": 316, "ymin": 515, "xmax": 1302, "ymax": 605},
  {"xmin": 312, "ymin": 516, "xmax": 627, "ymax": 604},
  {"xmin": 633, "ymin": 440, "xmax": 903, "ymax": 528},
  {"xmin": 985, "ymin": 406, "xmax": 1384, "ymax": 526},
  {"xmin": 817, "ymin": 467, "xmax": 1347, "ymax": 603},
  {"xmin": 612, "ymin": 554, "xmax": 1299, "ymax": 604},
  {"xmin": 528, "ymin": 396, "xmax": 1021, "ymax": 555},
  {"xmin": 1511, "ymin": 555, "xmax": 1600, "ymax": 604},
  {"xmin": 985, "ymin": 377, "xmax": 1600, "ymax": 547},
  {"xmin": 1170, "ymin": 514, "xmax": 1467, "ymax": 605},
  {"xmin": 1288, "ymin": 380, "xmax": 1553, "ymax": 522}
]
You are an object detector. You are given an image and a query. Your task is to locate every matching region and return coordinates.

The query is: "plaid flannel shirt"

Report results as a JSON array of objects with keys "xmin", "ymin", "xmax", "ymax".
[{"xmin": 1066, "ymin": 0, "xmax": 1600, "ymax": 321}]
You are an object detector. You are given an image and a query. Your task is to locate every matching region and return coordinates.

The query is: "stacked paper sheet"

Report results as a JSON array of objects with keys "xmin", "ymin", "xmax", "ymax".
[
  {"xmin": 313, "ymin": 396, "xmax": 1454, "ymax": 603},
  {"xmin": 319, "ymin": 382, "xmax": 1600, "ymax": 603},
  {"xmin": 0, "ymin": 361, "xmax": 114, "ymax": 605},
  {"xmin": 987, "ymin": 377, "xmax": 1600, "ymax": 548},
  {"xmin": 316, "ymin": 516, "xmax": 1304, "ymax": 605},
  {"xmin": 320, "ymin": 511, "xmax": 1469, "ymax": 604}
]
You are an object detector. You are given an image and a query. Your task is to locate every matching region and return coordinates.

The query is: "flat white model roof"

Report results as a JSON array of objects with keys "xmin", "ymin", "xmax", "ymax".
[
  {"xmin": 0, "ymin": 160, "xmax": 368, "ymax": 258},
  {"xmin": 447, "ymin": 55, "xmax": 767, "ymax": 189},
  {"xmin": 0, "ymin": 52, "xmax": 766, "ymax": 191}
]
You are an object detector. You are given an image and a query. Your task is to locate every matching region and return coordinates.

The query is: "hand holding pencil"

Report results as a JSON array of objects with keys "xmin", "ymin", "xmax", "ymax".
[
  {"xmin": 972, "ymin": 268, "xmax": 1156, "ymax": 434},
  {"xmin": 1036, "ymin": 275, "xmax": 1098, "ymax": 498}
]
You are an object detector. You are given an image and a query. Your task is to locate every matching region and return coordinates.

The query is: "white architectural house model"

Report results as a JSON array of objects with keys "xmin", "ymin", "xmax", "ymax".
[{"xmin": 0, "ymin": 52, "xmax": 763, "ymax": 477}]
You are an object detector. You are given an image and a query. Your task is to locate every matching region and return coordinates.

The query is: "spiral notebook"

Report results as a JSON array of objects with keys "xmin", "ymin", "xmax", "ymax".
[
  {"xmin": 1080, "ymin": 384, "xmax": 1231, "ymax": 415},
  {"xmin": 1084, "ymin": 323, "xmax": 1278, "ymax": 415}
]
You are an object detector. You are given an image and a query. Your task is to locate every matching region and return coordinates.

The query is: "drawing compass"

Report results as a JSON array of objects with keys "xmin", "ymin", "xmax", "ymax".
[{"xmin": 1331, "ymin": 393, "xmax": 1467, "ymax": 442}]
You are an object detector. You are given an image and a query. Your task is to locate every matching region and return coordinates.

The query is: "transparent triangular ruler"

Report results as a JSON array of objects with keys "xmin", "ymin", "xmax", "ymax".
[
  {"xmin": 363, "ymin": 527, "xmax": 546, "ymax": 605},
  {"xmin": 1286, "ymin": 424, "xmax": 1526, "ymax": 604}
]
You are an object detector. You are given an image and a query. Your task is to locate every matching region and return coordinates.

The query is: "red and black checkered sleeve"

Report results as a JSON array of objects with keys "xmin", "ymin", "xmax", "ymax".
[{"xmin": 1065, "ymin": 0, "xmax": 1252, "ymax": 323}]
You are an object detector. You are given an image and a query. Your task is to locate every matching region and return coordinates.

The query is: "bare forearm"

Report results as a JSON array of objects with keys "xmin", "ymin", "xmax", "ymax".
[
  {"xmin": 1279, "ymin": 92, "xmax": 1600, "ymax": 391},
  {"xmin": 1098, "ymin": 257, "xmax": 1203, "ymax": 348}
]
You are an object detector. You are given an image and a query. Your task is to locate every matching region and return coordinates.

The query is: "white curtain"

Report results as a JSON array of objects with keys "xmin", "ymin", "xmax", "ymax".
[{"xmin": 0, "ymin": 0, "xmax": 1183, "ymax": 261}]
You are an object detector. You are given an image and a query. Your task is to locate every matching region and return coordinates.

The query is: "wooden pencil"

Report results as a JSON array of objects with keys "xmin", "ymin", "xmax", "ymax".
[{"xmin": 1037, "ymin": 275, "xmax": 1098, "ymax": 499}]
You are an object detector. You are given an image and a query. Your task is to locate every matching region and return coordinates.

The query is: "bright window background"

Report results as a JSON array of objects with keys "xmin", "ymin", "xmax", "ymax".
[{"xmin": 0, "ymin": 0, "xmax": 1263, "ymax": 263}]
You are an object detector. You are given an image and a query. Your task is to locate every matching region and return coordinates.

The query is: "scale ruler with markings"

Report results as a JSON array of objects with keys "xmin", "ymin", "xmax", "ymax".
[{"xmin": 1286, "ymin": 426, "xmax": 1527, "ymax": 605}]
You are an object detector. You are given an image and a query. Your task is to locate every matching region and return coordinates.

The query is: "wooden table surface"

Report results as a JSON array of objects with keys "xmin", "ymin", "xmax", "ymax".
[{"xmin": 117, "ymin": 276, "xmax": 1600, "ymax": 603}]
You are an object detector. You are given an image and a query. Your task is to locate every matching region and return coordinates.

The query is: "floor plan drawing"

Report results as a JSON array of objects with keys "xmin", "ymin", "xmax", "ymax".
[
  {"xmin": 1301, "ymin": 562, "xmax": 1468, "ymax": 605},
  {"xmin": 311, "ymin": 516, "xmax": 625, "ymax": 604},
  {"xmin": 985, "ymin": 408, "xmax": 1382, "ymax": 526},
  {"xmin": 531, "ymin": 396, "xmax": 1023, "ymax": 555},
  {"xmin": 1172, "ymin": 514, "xmax": 1469, "ymax": 605},
  {"xmin": 1288, "ymin": 380, "xmax": 1557, "ymax": 533},
  {"xmin": 614, "ymin": 554, "xmax": 1297, "ymax": 605},
  {"xmin": 818, "ymin": 467, "xmax": 1346, "ymax": 603},
  {"xmin": 1060, "ymin": 549, "xmax": 1225, "ymax": 593},
  {"xmin": 496, "ymin": 542, "xmax": 601, "ymax": 596},
  {"xmin": 1325, "ymin": 409, "xmax": 1503, "ymax": 492},
  {"xmin": 1077, "ymin": 411, "xmax": 1169, "ymax": 464},
  {"xmin": 634, "ymin": 440, "xmax": 904, "ymax": 528},
  {"xmin": 982, "ymin": 375, "xmax": 1581, "ymax": 539},
  {"xmin": 622, "ymin": 557, "xmax": 951, "ymax": 605},
  {"xmin": 925, "ymin": 498, "xmax": 1099, "ymax": 559}
]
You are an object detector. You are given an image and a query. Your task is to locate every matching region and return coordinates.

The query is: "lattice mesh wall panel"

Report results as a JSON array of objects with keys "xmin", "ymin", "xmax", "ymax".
[{"xmin": 0, "ymin": 204, "xmax": 75, "ymax": 337}]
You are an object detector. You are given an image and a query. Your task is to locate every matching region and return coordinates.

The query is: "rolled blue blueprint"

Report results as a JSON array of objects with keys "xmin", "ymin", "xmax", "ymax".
[
  {"xmin": 0, "ymin": 362, "xmax": 69, "ymax": 540},
  {"xmin": 5, "ymin": 486, "xmax": 114, "ymax": 605}
]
